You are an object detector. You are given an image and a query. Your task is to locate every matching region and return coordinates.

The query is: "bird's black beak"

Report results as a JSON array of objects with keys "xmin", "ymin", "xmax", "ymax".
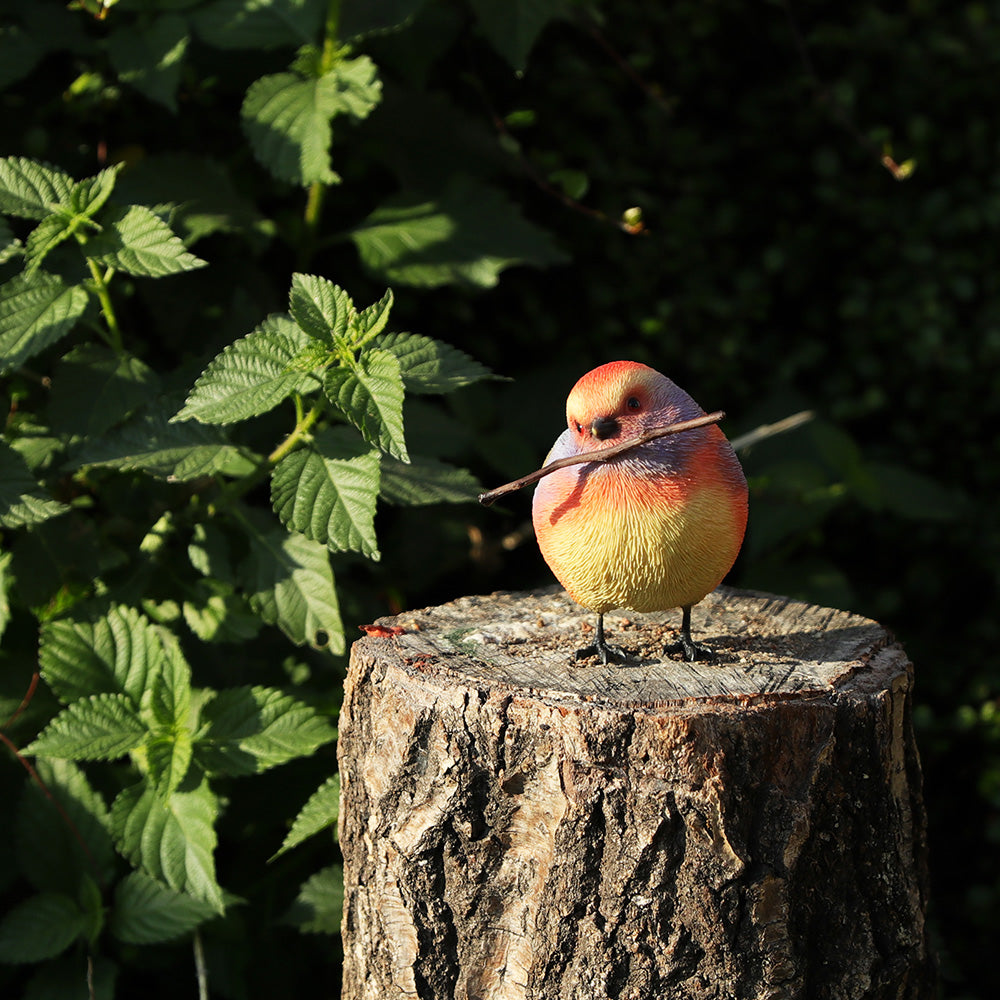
[{"xmin": 590, "ymin": 415, "xmax": 620, "ymax": 440}]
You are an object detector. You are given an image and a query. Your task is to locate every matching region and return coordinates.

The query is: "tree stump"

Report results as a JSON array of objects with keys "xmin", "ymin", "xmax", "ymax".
[{"xmin": 338, "ymin": 586, "xmax": 934, "ymax": 1000}]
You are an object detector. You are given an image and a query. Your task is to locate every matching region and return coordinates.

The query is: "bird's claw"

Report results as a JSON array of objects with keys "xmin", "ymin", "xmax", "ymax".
[
  {"xmin": 576, "ymin": 641, "xmax": 632, "ymax": 665},
  {"xmin": 665, "ymin": 636, "xmax": 715, "ymax": 662}
]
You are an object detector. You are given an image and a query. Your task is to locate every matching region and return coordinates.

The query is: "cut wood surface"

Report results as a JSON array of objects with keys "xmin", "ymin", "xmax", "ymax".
[{"xmin": 339, "ymin": 586, "xmax": 934, "ymax": 1000}]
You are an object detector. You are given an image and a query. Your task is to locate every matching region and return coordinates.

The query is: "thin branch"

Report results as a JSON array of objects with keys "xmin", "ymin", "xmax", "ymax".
[
  {"xmin": 478, "ymin": 411, "xmax": 724, "ymax": 506},
  {"xmin": 730, "ymin": 410, "xmax": 813, "ymax": 451},
  {"xmin": 780, "ymin": 0, "xmax": 914, "ymax": 180}
]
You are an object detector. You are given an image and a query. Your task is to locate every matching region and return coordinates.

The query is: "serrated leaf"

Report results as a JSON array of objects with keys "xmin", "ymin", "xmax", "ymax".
[
  {"xmin": 283, "ymin": 865, "xmax": 343, "ymax": 934},
  {"xmin": 272, "ymin": 774, "xmax": 340, "ymax": 860},
  {"xmin": 111, "ymin": 777, "xmax": 223, "ymax": 912},
  {"xmin": 0, "ymin": 217, "xmax": 21, "ymax": 264},
  {"xmin": 27, "ymin": 693, "xmax": 148, "ymax": 760},
  {"xmin": 324, "ymin": 350, "xmax": 407, "ymax": 460},
  {"xmin": 288, "ymin": 273, "xmax": 353, "ymax": 347},
  {"xmin": 194, "ymin": 685, "xmax": 335, "ymax": 777},
  {"xmin": 144, "ymin": 727, "xmax": 193, "ymax": 797},
  {"xmin": 0, "ymin": 157, "xmax": 74, "ymax": 220},
  {"xmin": 0, "ymin": 892, "xmax": 85, "ymax": 964},
  {"xmin": 113, "ymin": 152, "xmax": 269, "ymax": 246},
  {"xmin": 380, "ymin": 454, "xmax": 480, "ymax": 505},
  {"xmin": 376, "ymin": 331, "xmax": 496, "ymax": 394},
  {"xmin": 175, "ymin": 314, "xmax": 316, "ymax": 425},
  {"xmin": 86, "ymin": 204, "xmax": 206, "ymax": 278},
  {"xmin": 0, "ymin": 271, "xmax": 89, "ymax": 372},
  {"xmin": 271, "ymin": 427, "xmax": 381, "ymax": 558},
  {"xmin": 111, "ymin": 872, "xmax": 216, "ymax": 945},
  {"xmin": 107, "ymin": 15, "xmax": 190, "ymax": 112},
  {"xmin": 16, "ymin": 759, "xmax": 116, "ymax": 894},
  {"xmin": 354, "ymin": 287, "xmax": 393, "ymax": 340},
  {"xmin": 470, "ymin": 0, "xmax": 567, "ymax": 71},
  {"xmin": 241, "ymin": 72, "xmax": 340, "ymax": 186},
  {"xmin": 72, "ymin": 402, "xmax": 256, "ymax": 481},
  {"xmin": 242, "ymin": 521, "xmax": 344, "ymax": 651},
  {"xmin": 193, "ymin": 0, "xmax": 326, "ymax": 51},
  {"xmin": 70, "ymin": 165, "xmax": 121, "ymax": 219},
  {"xmin": 49, "ymin": 344, "xmax": 160, "ymax": 439},
  {"xmin": 241, "ymin": 58, "xmax": 381, "ymax": 187},
  {"xmin": 24, "ymin": 214, "xmax": 75, "ymax": 275},
  {"xmin": 350, "ymin": 177, "xmax": 567, "ymax": 287},
  {"xmin": 0, "ymin": 440, "xmax": 68, "ymax": 529},
  {"xmin": 148, "ymin": 640, "xmax": 191, "ymax": 730},
  {"xmin": 40, "ymin": 606, "xmax": 170, "ymax": 706}
]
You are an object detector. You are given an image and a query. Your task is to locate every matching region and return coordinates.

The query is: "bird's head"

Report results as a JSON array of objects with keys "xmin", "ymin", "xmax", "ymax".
[{"xmin": 565, "ymin": 361, "xmax": 686, "ymax": 449}]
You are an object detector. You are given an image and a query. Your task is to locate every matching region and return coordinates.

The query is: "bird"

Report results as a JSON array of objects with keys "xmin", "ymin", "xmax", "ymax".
[{"xmin": 531, "ymin": 360, "xmax": 748, "ymax": 664}]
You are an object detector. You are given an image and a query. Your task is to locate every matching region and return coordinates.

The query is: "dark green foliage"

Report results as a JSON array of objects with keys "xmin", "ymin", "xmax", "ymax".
[{"xmin": 0, "ymin": 0, "xmax": 995, "ymax": 997}]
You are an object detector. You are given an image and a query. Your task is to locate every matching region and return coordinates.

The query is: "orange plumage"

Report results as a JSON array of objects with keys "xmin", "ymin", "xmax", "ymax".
[{"xmin": 531, "ymin": 361, "xmax": 747, "ymax": 661}]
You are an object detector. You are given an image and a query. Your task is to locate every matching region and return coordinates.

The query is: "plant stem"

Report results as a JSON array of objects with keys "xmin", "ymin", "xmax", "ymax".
[
  {"xmin": 86, "ymin": 258, "xmax": 124, "ymax": 353},
  {"xmin": 268, "ymin": 398, "xmax": 323, "ymax": 465},
  {"xmin": 300, "ymin": 0, "xmax": 342, "ymax": 264}
]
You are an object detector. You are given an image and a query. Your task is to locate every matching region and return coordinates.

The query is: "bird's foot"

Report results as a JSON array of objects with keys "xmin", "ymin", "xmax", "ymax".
[
  {"xmin": 664, "ymin": 635, "xmax": 715, "ymax": 662},
  {"xmin": 575, "ymin": 639, "xmax": 631, "ymax": 665}
]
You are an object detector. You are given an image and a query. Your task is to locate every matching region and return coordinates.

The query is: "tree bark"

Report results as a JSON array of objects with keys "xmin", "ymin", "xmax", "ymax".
[{"xmin": 338, "ymin": 586, "xmax": 934, "ymax": 1000}]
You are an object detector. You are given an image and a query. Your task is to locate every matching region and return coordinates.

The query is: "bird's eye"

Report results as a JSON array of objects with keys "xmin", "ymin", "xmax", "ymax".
[
  {"xmin": 574, "ymin": 421, "xmax": 583, "ymax": 433},
  {"xmin": 626, "ymin": 396, "xmax": 641, "ymax": 410}
]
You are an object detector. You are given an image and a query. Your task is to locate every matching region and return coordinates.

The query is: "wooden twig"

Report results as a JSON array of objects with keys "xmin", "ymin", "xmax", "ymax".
[{"xmin": 478, "ymin": 410, "xmax": 724, "ymax": 506}]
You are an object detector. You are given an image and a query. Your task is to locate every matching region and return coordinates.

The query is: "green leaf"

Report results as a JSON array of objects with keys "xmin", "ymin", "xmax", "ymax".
[
  {"xmin": 0, "ymin": 440, "xmax": 68, "ymax": 529},
  {"xmin": 107, "ymin": 15, "xmax": 190, "ymax": 112},
  {"xmin": 24, "ymin": 214, "xmax": 75, "ymax": 275},
  {"xmin": 0, "ymin": 892, "xmax": 85, "ymax": 964},
  {"xmin": 72, "ymin": 402, "xmax": 256, "ymax": 481},
  {"xmin": 86, "ymin": 204, "xmax": 207, "ymax": 278},
  {"xmin": 113, "ymin": 152, "xmax": 270, "ymax": 246},
  {"xmin": 324, "ymin": 349, "xmax": 407, "ymax": 460},
  {"xmin": 143, "ymin": 726, "xmax": 194, "ymax": 797},
  {"xmin": 375, "ymin": 331, "xmax": 496, "ymax": 394},
  {"xmin": 49, "ymin": 344, "xmax": 160, "ymax": 439},
  {"xmin": 148, "ymin": 641, "xmax": 192, "ymax": 730},
  {"xmin": 288, "ymin": 272, "xmax": 353, "ymax": 347},
  {"xmin": 27, "ymin": 693, "xmax": 148, "ymax": 760},
  {"xmin": 111, "ymin": 777, "xmax": 224, "ymax": 912},
  {"xmin": 40, "ymin": 605, "xmax": 169, "ymax": 706},
  {"xmin": 272, "ymin": 774, "xmax": 340, "ymax": 860},
  {"xmin": 194, "ymin": 685, "xmax": 335, "ymax": 777},
  {"xmin": 193, "ymin": 0, "xmax": 326, "ymax": 51},
  {"xmin": 283, "ymin": 865, "xmax": 343, "ymax": 934},
  {"xmin": 0, "ymin": 217, "xmax": 21, "ymax": 264},
  {"xmin": 16, "ymin": 759, "xmax": 116, "ymax": 894},
  {"xmin": 111, "ymin": 872, "xmax": 216, "ymax": 945},
  {"xmin": 174, "ymin": 314, "xmax": 316, "ymax": 425},
  {"xmin": 271, "ymin": 427, "xmax": 381, "ymax": 558},
  {"xmin": 354, "ymin": 287, "xmax": 394, "ymax": 340},
  {"xmin": 350, "ymin": 177, "xmax": 567, "ymax": 287},
  {"xmin": 242, "ymin": 521, "xmax": 344, "ymax": 651},
  {"xmin": 0, "ymin": 157, "xmax": 74, "ymax": 220},
  {"xmin": 242, "ymin": 72, "xmax": 341, "ymax": 186},
  {"xmin": 0, "ymin": 271, "xmax": 89, "ymax": 372},
  {"xmin": 380, "ymin": 454, "xmax": 480, "ymax": 505},
  {"xmin": 241, "ymin": 58, "xmax": 381, "ymax": 186},
  {"xmin": 469, "ymin": 0, "xmax": 567, "ymax": 71},
  {"xmin": 182, "ymin": 579, "xmax": 262, "ymax": 644},
  {"xmin": 70, "ymin": 165, "xmax": 121, "ymax": 219}
]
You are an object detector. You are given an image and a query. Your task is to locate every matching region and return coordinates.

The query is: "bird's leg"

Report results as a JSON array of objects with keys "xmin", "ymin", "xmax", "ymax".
[
  {"xmin": 665, "ymin": 606, "xmax": 715, "ymax": 662},
  {"xmin": 576, "ymin": 612, "xmax": 631, "ymax": 664}
]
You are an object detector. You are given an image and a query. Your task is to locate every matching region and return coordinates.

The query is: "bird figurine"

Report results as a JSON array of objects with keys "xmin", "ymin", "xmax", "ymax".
[{"xmin": 531, "ymin": 361, "xmax": 748, "ymax": 663}]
